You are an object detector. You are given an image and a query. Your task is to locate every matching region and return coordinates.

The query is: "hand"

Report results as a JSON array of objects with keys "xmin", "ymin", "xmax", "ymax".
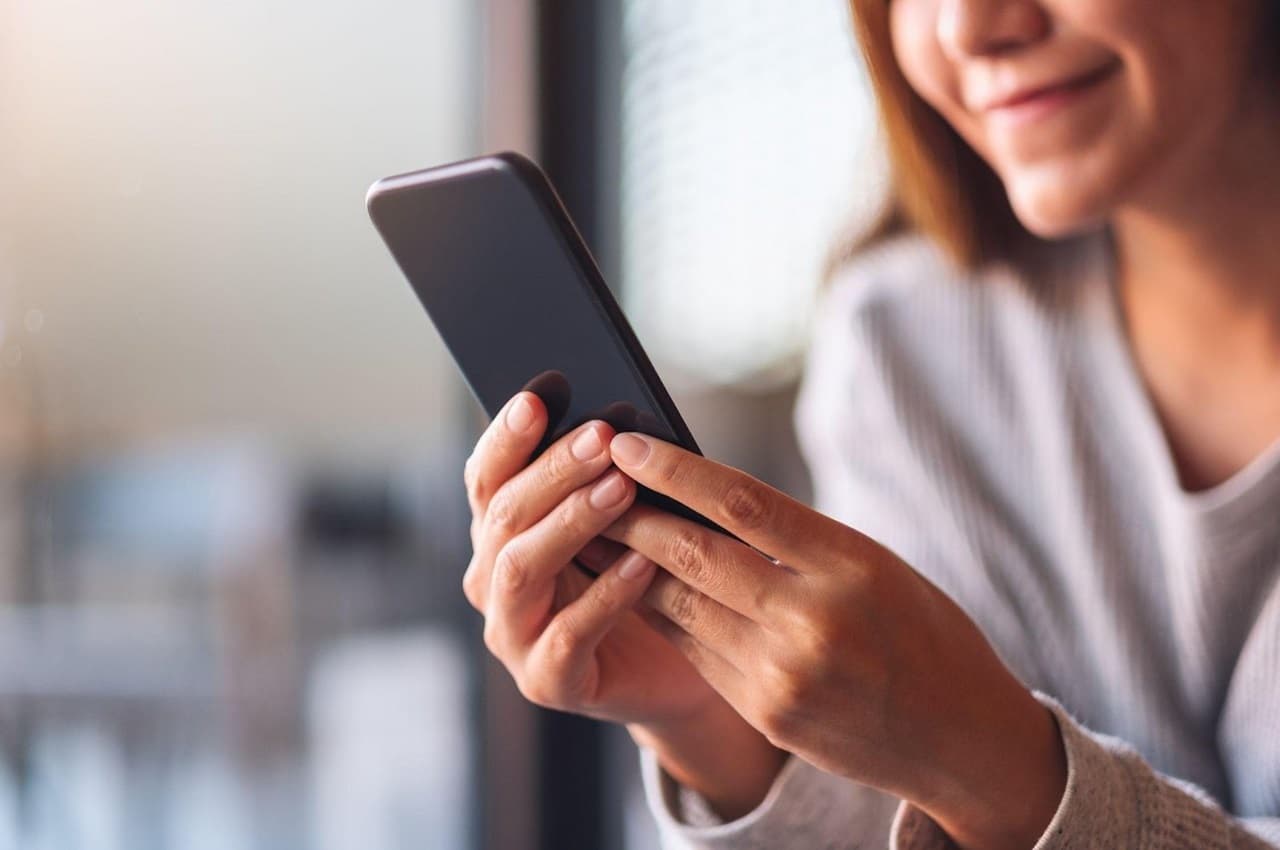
[
  {"xmin": 463, "ymin": 392, "xmax": 712, "ymax": 725},
  {"xmin": 600, "ymin": 432, "xmax": 1067, "ymax": 850},
  {"xmin": 462, "ymin": 392, "xmax": 786, "ymax": 817}
]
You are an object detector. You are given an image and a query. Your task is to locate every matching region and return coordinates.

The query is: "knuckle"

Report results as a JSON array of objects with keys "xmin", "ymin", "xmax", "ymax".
[
  {"xmin": 462, "ymin": 454, "xmax": 478, "ymax": 492},
  {"xmin": 755, "ymin": 704, "xmax": 791, "ymax": 745},
  {"xmin": 655, "ymin": 451, "xmax": 693, "ymax": 489},
  {"xmin": 524, "ymin": 637, "xmax": 578, "ymax": 708},
  {"xmin": 844, "ymin": 559, "xmax": 882, "ymax": 597},
  {"xmin": 773, "ymin": 649, "xmax": 814, "ymax": 704},
  {"xmin": 792, "ymin": 609, "xmax": 839, "ymax": 664},
  {"xmin": 669, "ymin": 528, "xmax": 712, "ymax": 586},
  {"xmin": 518, "ymin": 675, "xmax": 559, "ymax": 710},
  {"xmin": 465, "ymin": 463, "xmax": 496, "ymax": 508},
  {"xmin": 758, "ymin": 714, "xmax": 797, "ymax": 754},
  {"xmin": 757, "ymin": 665, "xmax": 807, "ymax": 740},
  {"xmin": 462, "ymin": 561, "xmax": 486, "ymax": 610},
  {"xmin": 749, "ymin": 581, "xmax": 774, "ymax": 619},
  {"xmin": 755, "ymin": 702, "xmax": 795, "ymax": 744},
  {"xmin": 721, "ymin": 479, "xmax": 771, "ymax": 530},
  {"xmin": 485, "ymin": 490, "xmax": 522, "ymax": 537},
  {"xmin": 555, "ymin": 495, "xmax": 588, "ymax": 536},
  {"xmin": 470, "ymin": 475, "xmax": 495, "ymax": 509},
  {"xmin": 513, "ymin": 668, "xmax": 547, "ymax": 705},
  {"xmin": 665, "ymin": 582, "xmax": 701, "ymax": 631},
  {"xmin": 492, "ymin": 543, "xmax": 531, "ymax": 595},
  {"xmin": 482, "ymin": 618, "xmax": 504, "ymax": 656},
  {"xmin": 541, "ymin": 621, "xmax": 579, "ymax": 668},
  {"xmin": 543, "ymin": 439, "xmax": 580, "ymax": 483}
]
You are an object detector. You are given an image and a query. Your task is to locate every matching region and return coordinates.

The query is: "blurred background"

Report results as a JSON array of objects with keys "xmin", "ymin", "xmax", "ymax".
[{"xmin": 0, "ymin": 1, "xmax": 886, "ymax": 848}]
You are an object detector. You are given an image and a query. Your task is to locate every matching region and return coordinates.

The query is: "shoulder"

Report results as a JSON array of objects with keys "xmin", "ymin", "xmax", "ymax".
[
  {"xmin": 795, "ymin": 229, "xmax": 1107, "ymax": 498},
  {"xmin": 822, "ymin": 230, "xmax": 964, "ymax": 311},
  {"xmin": 806, "ymin": 231, "xmax": 1104, "ymax": 398},
  {"xmin": 816, "ymin": 231, "xmax": 1098, "ymax": 356}
]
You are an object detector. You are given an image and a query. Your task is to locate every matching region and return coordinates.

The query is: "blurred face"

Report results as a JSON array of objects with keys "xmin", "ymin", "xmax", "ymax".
[{"xmin": 889, "ymin": 0, "xmax": 1274, "ymax": 236}]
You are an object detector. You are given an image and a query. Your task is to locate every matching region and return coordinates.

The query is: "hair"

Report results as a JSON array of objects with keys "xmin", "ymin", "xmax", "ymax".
[{"xmin": 833, "ymin": 0, "xmax": 1048, "ymax": 274}]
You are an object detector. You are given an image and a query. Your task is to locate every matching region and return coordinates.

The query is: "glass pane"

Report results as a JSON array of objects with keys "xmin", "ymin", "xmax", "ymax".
[
  {"xmin": 619, "ymin": 0, "xmax": 886, "ymax": 386},
  {"xmin": 0, "ymin": 2, "xmax": 483, "ymax": 848}
]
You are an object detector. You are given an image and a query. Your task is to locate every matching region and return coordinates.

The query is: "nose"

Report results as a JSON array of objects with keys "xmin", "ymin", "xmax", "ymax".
[{"xmin": 937, "ymin": 0, "xmax": 1049, "ymax": 60}]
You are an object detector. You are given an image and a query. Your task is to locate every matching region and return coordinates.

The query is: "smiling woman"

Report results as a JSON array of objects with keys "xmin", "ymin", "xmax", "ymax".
[
  {"xmin": 851, "ymin": 0, "xmax": 1279, "ymax": 262},
  {"xmin": 465, "ymin": 1, "xmax": 1280, "ymax": 849}
]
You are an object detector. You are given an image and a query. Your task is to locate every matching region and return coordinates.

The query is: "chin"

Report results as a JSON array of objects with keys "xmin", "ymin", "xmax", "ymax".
[{"xmin": 1004, "ymin": 175, "xmax": 1115, "ymax": 240}]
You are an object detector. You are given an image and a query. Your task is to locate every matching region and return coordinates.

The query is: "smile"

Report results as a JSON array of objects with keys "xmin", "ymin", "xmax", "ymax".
[{"xmin": 981, "ymin": 60, "xmax": 1121, "ymax": 126}]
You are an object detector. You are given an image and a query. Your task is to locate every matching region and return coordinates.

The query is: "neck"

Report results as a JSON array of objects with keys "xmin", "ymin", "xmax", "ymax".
[
  {"xmin": 1110, "ymin": 85, "xmax": 1280, "ymax": 360},
  {"xmin": 1105, "ymin": 84, "xmax": 1280, "ymax": 491}
]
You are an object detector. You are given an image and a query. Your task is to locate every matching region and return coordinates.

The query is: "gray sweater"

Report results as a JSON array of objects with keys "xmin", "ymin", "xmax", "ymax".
[{"xmin": 638, "ymin": 232, "xmax": 1280, "ymax": 848}]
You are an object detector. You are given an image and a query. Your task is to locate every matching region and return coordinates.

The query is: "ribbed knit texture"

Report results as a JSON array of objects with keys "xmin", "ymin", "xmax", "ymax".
[{"xmin": 638, "ymin": 231, "xmax": 1280, "ymax": 848}]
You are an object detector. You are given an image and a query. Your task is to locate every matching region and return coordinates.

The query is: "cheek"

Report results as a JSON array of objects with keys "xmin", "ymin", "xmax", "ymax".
[
  {"xmin": 889, "ymin": 2, "xmax": 970, "ymax": 134},
  {"xmin": 888, "ymin": 5, "xmax": 1140, "ymax": 236},
  {"xmin": 888, "ymin": 0, "xmax": 1264, "ymax": 238},
  {"xmin": 988, "ymin": 91, "xmax": 1156, "ymax": 239},
  {"xmin": 888, "ymin": 2, "xmax": 1005, "ymax": 185},
  {"xmin": 1004, "ymin": 1, "xmax": 1261, "ymax": 234}
]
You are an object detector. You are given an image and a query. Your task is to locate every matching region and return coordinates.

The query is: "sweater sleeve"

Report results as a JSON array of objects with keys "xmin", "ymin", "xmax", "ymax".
[
  {"xmin": 639, "ymin": 747, "xmax": 899, "ymax": 849},
  {"xmin": 890, "ymin": 692, "xmax": 1280, "ymax": 849}
]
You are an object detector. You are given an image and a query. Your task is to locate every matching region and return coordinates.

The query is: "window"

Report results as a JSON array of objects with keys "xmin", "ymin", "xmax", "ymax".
[
  {"xmin": 619, "ymin": 0, "xmax": 886, "ymax": 386},
  {"xmin": 0, "ymin": 2, "xmax": 485, "ymax": 847}
]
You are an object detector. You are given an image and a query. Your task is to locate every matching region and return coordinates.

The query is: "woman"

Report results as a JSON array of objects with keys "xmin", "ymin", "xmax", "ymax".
[{"xmin": 462, "ymin": 1, "xmax": 1280, "ymax": 847}]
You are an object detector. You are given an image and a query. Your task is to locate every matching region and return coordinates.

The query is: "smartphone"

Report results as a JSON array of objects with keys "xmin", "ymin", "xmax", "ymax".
[{"xmin": 366, "ymin": 151, "xmax": 727, "ymax": 539}]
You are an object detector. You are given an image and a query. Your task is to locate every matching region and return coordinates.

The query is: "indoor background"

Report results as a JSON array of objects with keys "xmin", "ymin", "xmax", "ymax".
[{"xmin": 0, "ymin": 1, "xmax": 887, "ymax": 847}]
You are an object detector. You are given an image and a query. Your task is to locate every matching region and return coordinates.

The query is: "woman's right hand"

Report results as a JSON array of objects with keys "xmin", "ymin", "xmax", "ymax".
[
  {"xmin": 462, "ymin": 391, "xmax": 787, "ymax": 817},
  {"xmin": 463, "ymin": 389, "xmax": 721, "ymax": 726}
]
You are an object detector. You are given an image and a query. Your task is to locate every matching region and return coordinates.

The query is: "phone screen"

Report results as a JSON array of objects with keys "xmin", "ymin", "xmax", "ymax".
[{"xmin": 367, "ymin": 154, "xmax": 699, "ymax": 459}]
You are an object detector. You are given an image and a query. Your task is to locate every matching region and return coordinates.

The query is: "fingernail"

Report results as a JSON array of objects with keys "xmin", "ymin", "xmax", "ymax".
[
  {"xmin": 617, "ymin": 550, "xmax": 653, "ymax": 581},
  {"xmin": 571, "ymin": 426, "xmax": 604, "ymax": 461},
  {"xmin": 611, "ymin": 433, "xmax": 650, "ymax": 466},
  {"xmin": 589, "ymin": 471, "xmax": 627, "ymax": 509},
  {"xmin": 506, "ymin": 395, "xmax": 535, "ymax": 433}
]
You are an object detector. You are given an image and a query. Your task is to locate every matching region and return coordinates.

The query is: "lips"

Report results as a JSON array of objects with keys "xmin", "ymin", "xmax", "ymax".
[{"xmin": 976, "ymin": 59, "xmax": 1120, "ymax": 114}]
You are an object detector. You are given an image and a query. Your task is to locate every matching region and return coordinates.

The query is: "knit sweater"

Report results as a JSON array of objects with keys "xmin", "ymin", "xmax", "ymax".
[{"xmin": 637, "ymin": 231, "xmax": 1280, "ymax": 849}]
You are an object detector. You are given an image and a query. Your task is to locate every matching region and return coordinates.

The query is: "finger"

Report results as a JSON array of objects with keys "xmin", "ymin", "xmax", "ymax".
[
  {"xmin": 463, "ymin": 552, "xmax": 486, "ymax": 613},
  {"xmin": 636, "ymin": 605, "xmax": 746, "ymax": 696},
  {"xmin": 609, "ymin": 432, "xmax": 863, "ymax": 573},
  {"xmin": 603, "ymin": 503, "xmax": 785, "ymax": 620},
  {"xmin": 642, "ymin": 571, "xmax": 754, "ymax": 661},
  {"xmin": 470, "ymin": 419, "xmax": 620, "ymax": 612},
  {"xmin": 574, "ymin": 535, "xmax": 629, "ymax": 575},
  {"xmin": 487, "ymin": 470, "xmax": 637, "ymax": 651},
  {"xmin": 479, "ymin": 418, "xmax": 617, "ymax": 551},
  {"xmin": 523, "ymin": 549, "xmax": 658, "ymax": 705},
  {"xmin": 465, "ymin": 392, "xmax": 546, "ymax": 518}
]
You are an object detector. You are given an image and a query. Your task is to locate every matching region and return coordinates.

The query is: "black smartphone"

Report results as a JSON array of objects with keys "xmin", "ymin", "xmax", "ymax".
[{"xmin": 366, "ymin": 151, "xmax": 727, "ymax": 539}]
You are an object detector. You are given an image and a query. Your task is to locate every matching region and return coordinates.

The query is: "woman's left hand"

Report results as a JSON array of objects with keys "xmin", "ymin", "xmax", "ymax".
[{"xmin": 586, "ymin": 431, "xmax": 1066, "ymax": 850}]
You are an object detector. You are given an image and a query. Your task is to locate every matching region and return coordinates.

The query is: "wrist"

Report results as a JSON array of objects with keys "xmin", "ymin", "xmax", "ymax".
[
  {"xmin": 921, "ymin": 689, "xmax": 1067, "ymax": 850},
  {"xmin": 629, "ymin": 699, "xmax": 788, "ymax": 821}
]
